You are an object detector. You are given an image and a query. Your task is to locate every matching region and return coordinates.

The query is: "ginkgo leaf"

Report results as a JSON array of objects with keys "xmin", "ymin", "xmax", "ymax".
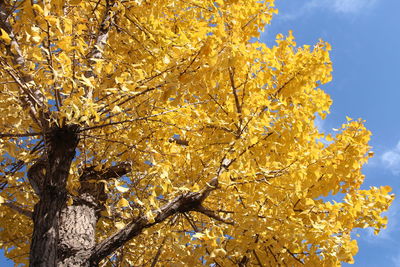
[
  {"xmin": 0, "ymin": 28, "xmax": 11, "ymax": 44},
  {"xmin": 116, "ymin": 186, "xmax": 129, "ymax": 193},
  {"xmin": 111, "ymin": 106, "xmax": 122, "ymax": 113},
  {"xmin": 163, "ymin": 55, "xmax": 171, "ymax": 64},
  {"xmin": 32, "ymin": 4, "xmax": 44, "ymax": 15},
  {"xmin": 115, "ymin": 221, "xmax": 125, "ymax": 229},
  {"xmin": 116, "ymin": 198, "xmax": 130, "ymax": 208},
  {"xmin": 69, "ymin": 0, "xmax": 82, "ymax": 5},
  {"xmin": 0, "ymin": 0, "xmax": 392, "ymax": 266}
]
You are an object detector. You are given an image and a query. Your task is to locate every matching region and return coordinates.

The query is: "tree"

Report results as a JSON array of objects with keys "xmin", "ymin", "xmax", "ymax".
[{"xmin": 0, "ymin": 0, "xmax": 393, "ymax": 266}]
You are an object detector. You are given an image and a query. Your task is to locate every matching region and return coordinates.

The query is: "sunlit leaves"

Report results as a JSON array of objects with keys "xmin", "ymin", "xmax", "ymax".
[
  {"xmin": 0, "ymin": 28, "xmax": 11, "ymax": 45},
  {"xmin": 0, "ymin": 0, "xmax": 393, "ymax": 266}
]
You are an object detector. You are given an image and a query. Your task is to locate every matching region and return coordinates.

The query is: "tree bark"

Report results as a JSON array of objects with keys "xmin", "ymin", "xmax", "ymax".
[
  {"xmin": 29, "ymin": 125, "xmax": 88, "ymax": 267},
  {"xmin": 31, "ymin": 193, "xmax": 99, "ymax": 267},
  {"xmin": 28, "ymin": 125, "xmax": 221, "ymax": 266},
  {"xmin": 57, "ymin": 194, "xmax": 98, "ymax": 266}
]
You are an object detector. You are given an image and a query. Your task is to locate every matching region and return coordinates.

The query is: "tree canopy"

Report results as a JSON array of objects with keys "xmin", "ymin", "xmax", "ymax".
[{"xmin": 0, "ymin": 0, "xmax": 393, "ymax": 266}]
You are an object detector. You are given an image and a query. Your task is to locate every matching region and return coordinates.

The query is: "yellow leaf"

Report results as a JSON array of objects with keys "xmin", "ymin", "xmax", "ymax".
[
  {"xmin": 210, "ymin": 248, "xmax": 227, "ymax": 258},
  {"xmin": 305, "ymin": 198, "xmax": 314, "ymax": 206},
  {"xmin": 112, "ymin": 105, "xmax": 122, "ymax": 113},
  {"xmin": 219, "ymin": 171, "xmax": 230, "ymax": 184},
  {"xmin": 146, "ymin": 210, "xmax": 155, "ymax": 223},
  {"xmin": 117, "ymin": 198, "xmax": 130, "ymax": 208},
  {"xmin": 250, "ymin": 136, "xmax": 258, "ymax": 145},
  {"xmin": 163, "ymin": 55, "xmax": 170, "ymax": 64},
  {"xmin": 381, "ymin": 185, "xmax": 392, "ymax": 194},
  {"xmin": 116, "ymin": 185, "xmax": 129, "ymax": 193},
  {"xmin": 32, "ymin": 4, "xmax": 44, "ymax": 15},
  {"xmin": 0, "ymin": 28, "xmax": 11, "ymax": 45},
  {"xmin": 115, "ymin": 221, "xmax": 125, "ymax": 229},
  {"xmin": 67, "ymin": 197, "xmax": 73, "ymax": 206},
  {"xmin": 69, "ymin": 0, "xmax": 82, "ymax": 5},
  {"xmin": 215, "ymin": 0, "xmax": 224, "ymax": 7}
]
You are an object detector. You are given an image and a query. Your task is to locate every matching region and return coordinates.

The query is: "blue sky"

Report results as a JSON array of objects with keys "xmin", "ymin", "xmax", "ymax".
[
  {"xmin": 261, "ymin": 0, "xmax": 400, "ymax": 266},
  {"xmin": 1, "ymin": 0, "xmax": 399, "ymax": 266}
]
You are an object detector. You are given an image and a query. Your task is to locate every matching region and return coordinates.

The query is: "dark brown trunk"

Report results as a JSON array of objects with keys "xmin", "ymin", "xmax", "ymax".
[
  {"xmin": 27, "ymin": 125, "xmax": 216, "ymax": 266},
  {"xmin": 30, "ymin": 192, "xmax": 66, "ymax": 266},
  {"xmin": 28, "ymin": 125, "xmax": 98, "ymax": 267},
  {"xmin": 31, "ymin": 195, "xmax": 98, "ymax": 267}
]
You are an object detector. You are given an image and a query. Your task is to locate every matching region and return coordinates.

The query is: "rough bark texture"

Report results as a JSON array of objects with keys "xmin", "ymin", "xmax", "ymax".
[
  {"xmin": 27, "ymin": 125, "xmax": 219, "ymax": 266},
  {"xmin": 57, "ymin": 194, "xmax": 97, "ymax": 266},
  {"xmin": 29, "ymin": 125, "xmax": 82, "ymax": 267}
]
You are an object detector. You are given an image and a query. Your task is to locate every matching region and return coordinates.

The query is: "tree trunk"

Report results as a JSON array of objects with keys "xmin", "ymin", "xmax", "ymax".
[
  {"xmin": 28, "ymin": 125, "xmax": 99, "ymax": 267},
  {"xmin": 30, "ymin": 192, "xmax": 67, "ymax": 266},
  {"xmin": 57, "ymin": 194, "xmax": 98, "ymax": 266},
  {"xmin": 30, "ymin": 197, "xmax": 99, "ymax": 266}
]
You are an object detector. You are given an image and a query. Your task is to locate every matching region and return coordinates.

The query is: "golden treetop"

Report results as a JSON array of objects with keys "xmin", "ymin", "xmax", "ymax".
[{"xmin": 0, "ymin": 0, "xmax": 393, "ymax": 265}]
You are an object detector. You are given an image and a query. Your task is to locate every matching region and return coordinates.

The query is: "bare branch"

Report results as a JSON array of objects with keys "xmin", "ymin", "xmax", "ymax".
[
  {"xmin": 0, "ymin": 2, "xmax": 49, "ymax": 129},
  {"xmin": 168, "ymin": 137, "xmax": 189, "ymax": 146},
  {"xmin": 150, "ymin": 236, "xmax": 167, "ymax": 267},
  {"xmin": 3, "ymin": 202, "xmax": 33, "ymax": 219},
  {"xmin": 229, "ymin": 67, "xmax": 241, "ymax": 114},
  {"xmin": 81, "ymin": 101, "xmax": 208, "ymax": 132},
  {"xmin": 80, "ymin": 162, "xmax": 132, "ymax": 181},
  {"xmin": 88, "ymin": 177, "xmax": 219, "ymax": 265},
  {"xmin": 84, "ymin": 0, "xmax": 116, "ymax": 99},
  {"xmin": 195, "ymin": 205, "xmax": 234, "ymax": 225},
  {"xmin": 253, "ymin": 250, "xmax": 265, "ymax": 267},
  {"xmin": 0, "ymin": 132, "xmax": 42, "ymax": 138}
]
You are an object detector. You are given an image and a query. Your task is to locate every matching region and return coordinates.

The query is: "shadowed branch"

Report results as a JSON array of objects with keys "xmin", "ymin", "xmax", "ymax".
[{"xmin": 88, "ymin": 177, "xmax": 220, "ymax": 265}]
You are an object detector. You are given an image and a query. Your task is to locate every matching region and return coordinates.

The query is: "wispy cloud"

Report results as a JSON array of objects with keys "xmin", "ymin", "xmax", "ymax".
[
  {"xmin": 314, "ymin": 116, "xmax": 325, "ymax": 132},
  {"xmin": 278, "ymin": 0, "xmax": 379, "ymax": 21},
  {"xmin": 386, "ymin": 201, "xmax": 400, "ymax": 266},
  {"xmin": 381, "ymin": 141, "xmax": 400, "ymax": 175},
  {"xmin": 392, "ymin": 252, "xmax": 400, "ymax": 267},
  {"xmin": 314, "ymin": 0, "xmax": 378, "ymax": 14}
]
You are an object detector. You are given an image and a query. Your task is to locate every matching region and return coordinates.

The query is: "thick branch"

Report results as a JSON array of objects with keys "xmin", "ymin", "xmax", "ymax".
[
  {"xmin": 229, "ymin": 67, "xmax": 241, "ymax": 114},
  {"xmin": 29, "ymin": 125, "xmax": 80, "ymax": 266},
  {"xmin": 88, "ymin": 178, "xmax": 219, "ymax": 265},
  {"xmin": 3, "ymin": 202, "xmax": 33, "ymax": 218},
  {"xmin": 80, "ymin": 162, "xmax": 132, "ymax": 181},
  {"xmin": 0, "ymin": 2, "xmax": 49, "ymax": 129},
  {"xmin": 168, "ymin": 137, "xmax": 189, "ymax": 146},
  {"xmin": 195, "ymin": 205, "xmax": 234, "ymax": 225},
  {"xmin": 0, "ymin": 132, "xmax": 42, "ymax": 138},
  {"xmin": 27, "ymin": 155, "xmax": 47, "ymax": 197},
  {"xmin": 84, "ymin": 0, "xmax": 116, "ymax": 99}
]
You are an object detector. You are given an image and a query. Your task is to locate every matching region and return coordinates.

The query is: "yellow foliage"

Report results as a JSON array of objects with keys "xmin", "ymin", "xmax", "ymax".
[{"xmin": 0, "ymin": 0, "xmax": 393, "ymax": 266}]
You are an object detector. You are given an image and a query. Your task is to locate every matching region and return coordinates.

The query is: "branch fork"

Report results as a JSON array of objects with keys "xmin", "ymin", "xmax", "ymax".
[{"xmin": 88, "ymin": 177, "xmax": 230, "ymax": 265}]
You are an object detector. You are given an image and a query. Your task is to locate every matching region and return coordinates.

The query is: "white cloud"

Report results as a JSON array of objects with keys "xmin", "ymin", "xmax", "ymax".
[
  {"xmin": 307, "ymin": 0, "xmax": 378, "ymax": 14},
  {"xmin": 314, "ymin": 116, "xmax": 325, "ymax": 132},
  {"xmin": 384, "ymin": 201, "xmax": 400, "ymax": 266},
  {"xmin": 381, "ymin": 141, "xmax": 400, "ymax": 175},
  {"xmin": 393, "ymin": 252, "xmax": 400, "ymax": 267},
  {"xmin": 278, "ymin": 0, "xmax": 379, "ymax": 21},
  {"xmin": 330, "ymin": 0, "xmax": 377, "ymax": 13}
]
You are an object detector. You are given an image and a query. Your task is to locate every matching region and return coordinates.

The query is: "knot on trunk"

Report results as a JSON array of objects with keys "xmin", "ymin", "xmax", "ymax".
[
  {"xmin": 46, "ymin": 124, "xmax": 80, "ymax": 151},
  {"xmin": 78, "ymin": 162, "xmax": 132, "ymax": 207},
  {"xmin": 176, "ymin": 192, "xmax": 205, "ymax": 213}
]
